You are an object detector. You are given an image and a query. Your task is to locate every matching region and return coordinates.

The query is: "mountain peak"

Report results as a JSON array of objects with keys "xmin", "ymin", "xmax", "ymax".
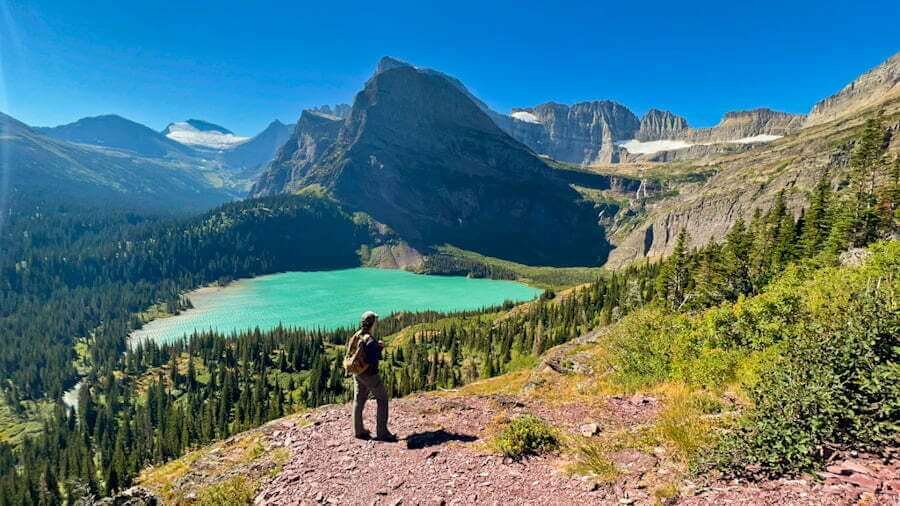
[
  {"xmin": 254, "ymin": 56, "xmax": 609, "ymax": 265},
  {"xmin": 39, "ymin": 114, "xmax": 194, "ymax": 158},
  {"xmin": 376, "ymin": 56, "xmax": 412, "ymax": 74},
  {"xmin": 182, "ymin": 119, "xmax": 233, "ymax": 134},
  {"xmin": 805, "ymin": 51, "xmax": 900, "ymax": 127}
]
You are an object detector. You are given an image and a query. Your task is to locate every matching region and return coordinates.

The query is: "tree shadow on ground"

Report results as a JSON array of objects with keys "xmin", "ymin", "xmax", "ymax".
[{"xmin": 404, "ymin": 429, "xmax": 478, "ymax": 450}]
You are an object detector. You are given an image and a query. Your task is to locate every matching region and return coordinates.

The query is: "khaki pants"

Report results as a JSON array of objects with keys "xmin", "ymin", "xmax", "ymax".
[{"xmin": 353, "ymin": 372, "xmax": 389, "ymax": 437}]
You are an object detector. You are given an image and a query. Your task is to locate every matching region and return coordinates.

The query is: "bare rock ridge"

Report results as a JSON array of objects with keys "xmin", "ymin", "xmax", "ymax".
[
  {"xmin": 678, "ymin": 108, "xmax": 805, "ymax": 142},
  {"xmin": 251, "ymin": 110, "xmax": 343, "ymax": 196},
  {"xmin": 637, "ymin": 108, "xmax": 689, "ymax": 141},
  {"xmin": 806, "ymin": 51, "xmax": 900, "ymax": 127},
  {"xmin": 253, "ymin": 58, "xmax": 610, "ymax": 266},
  {"xmin": 504, "ymin": 101, "xmax": 640, "ymax": 165},
  {"xmin": 366, "ymin": 58, "xmax": 800, "ymax": 165}
]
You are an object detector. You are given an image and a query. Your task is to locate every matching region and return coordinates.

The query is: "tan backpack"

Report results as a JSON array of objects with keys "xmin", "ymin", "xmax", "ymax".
[{"xmin": 343, "ymin": 331, "xmax": 369, "ymax": 375}]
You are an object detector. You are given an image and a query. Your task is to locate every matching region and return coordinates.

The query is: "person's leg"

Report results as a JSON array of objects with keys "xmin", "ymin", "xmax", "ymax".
[
  {"xmin": 369, "ymin": 374, "xmax": 390, "ymax": 438},
  {"xmin": 352, "ymin": 375, "xmax": 369, "ymax": 437}
]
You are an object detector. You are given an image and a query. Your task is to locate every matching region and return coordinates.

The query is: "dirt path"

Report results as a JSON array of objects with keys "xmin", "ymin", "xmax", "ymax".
[
  {"xmin": 253, "ymin": 393, "xmax": 898, "ymax": 505},
  {"xmin": 255, "ymin": 395, "xmax": 605, "ymax": 505}
]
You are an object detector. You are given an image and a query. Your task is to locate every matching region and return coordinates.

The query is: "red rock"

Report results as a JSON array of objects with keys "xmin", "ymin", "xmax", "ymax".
[
  {"xmin": 842, "ymin": 473, "xmax": 880, "ymax": 491},
  {"xmin": 883, "ymin": 479, "xmax": 900, "ymax": 494},
  {"xmin": 827, "ymin": 461, "xmax": 876, "ymax": 476}
]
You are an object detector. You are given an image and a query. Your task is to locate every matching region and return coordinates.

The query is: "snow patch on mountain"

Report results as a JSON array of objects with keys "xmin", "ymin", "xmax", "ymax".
[
  {"xmin": 617, "ymin": 139, "xmax": 694, "ymax": 154},
  {"xmin": 164, "ymin": 122, "xmax": 248, "ymax": 149},
  {"xmin": 728, "ymin": 134, "xmax": 782, "ymax": 144},
  {"xmin": 511, "ymin": 111, "xmax": 541, "ymax": 124},
  {"xmin": 618, "ymin": 134, "xmax": 782, "ymax": 154}
]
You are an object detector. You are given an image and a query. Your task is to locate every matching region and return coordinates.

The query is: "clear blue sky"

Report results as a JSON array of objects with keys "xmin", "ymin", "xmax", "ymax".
[{"xmin": 1, "ymin": 0, "xmax": 898, "ymax": 135}]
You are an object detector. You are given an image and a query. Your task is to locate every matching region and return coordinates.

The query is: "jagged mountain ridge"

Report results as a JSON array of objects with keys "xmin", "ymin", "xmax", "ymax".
[
  {"xmin": 805, "ymin": 52, "xmax": 900, "ymax": 127},
  {"xmin": 637, "ymin": 109, "xmax": 689, "ymax": 141},
  {"xmin": 253, "ymin": 59, "xmax": 610, "ymax": 266},
  {"xmin": 251, "ymin": 111, "xmax": 343, "ymax": 196},
  {"xmin": 499, "ymin": 104, "xmax": 805, "ymax": 163}
]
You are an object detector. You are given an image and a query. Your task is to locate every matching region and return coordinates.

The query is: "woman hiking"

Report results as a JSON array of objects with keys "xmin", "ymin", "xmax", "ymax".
[{"xmin": 344, "ymin": 311, "xmax": 396, "ymax": 441}]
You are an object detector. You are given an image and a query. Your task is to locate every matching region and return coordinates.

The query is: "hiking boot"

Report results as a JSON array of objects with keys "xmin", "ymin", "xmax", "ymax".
[
  {"xmin": 354, "ymin": 430, "xmax": 371, "ymax": 440},
  {"xmin": 374, "ymin": 432, "xmax": 397, "ymax": 442}
]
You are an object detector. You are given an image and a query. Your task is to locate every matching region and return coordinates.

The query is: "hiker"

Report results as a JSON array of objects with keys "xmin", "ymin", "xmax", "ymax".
[{"xmin": 344, "ymin": 311, "xmax": 396, "ymax": 441}]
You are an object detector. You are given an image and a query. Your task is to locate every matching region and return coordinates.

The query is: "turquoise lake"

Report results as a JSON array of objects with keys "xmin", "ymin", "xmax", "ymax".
[{"xmin": 129, "ymin": 268, "xmax": 542, "ymax": 345}]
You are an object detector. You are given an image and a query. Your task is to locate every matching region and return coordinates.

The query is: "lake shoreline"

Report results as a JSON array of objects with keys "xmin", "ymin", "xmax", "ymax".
[{"xmin": 127, "ymin": 267, "xmax": 542, "ymax": 348}]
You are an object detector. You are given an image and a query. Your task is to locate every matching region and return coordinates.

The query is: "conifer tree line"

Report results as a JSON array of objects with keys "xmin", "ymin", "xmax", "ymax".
[
  {"xmin": 0, "ymin": 119, "xmax": 896, "ymax": 503},
  {"xmin": 0, "ymin": 194, "xmax": 371, "ymax": 401}
]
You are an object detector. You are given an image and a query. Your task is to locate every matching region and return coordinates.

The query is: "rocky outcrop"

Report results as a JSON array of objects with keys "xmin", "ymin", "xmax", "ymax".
[
  {"xmin": 364, "ymin": 242, "xmax": 425, "ymax": 271},
  {"xmin": 636, "ymin": 109, "xmax": 689, "ymax": 141},
  {"xmin": 307, "ymin": 104, "xmax": 352, "ymax": 119},
  {"xmin": 252, "ymin": 58, "xmax": 609, "ymax": 266},
  {"xmin": 806, "ymin": 52, "xmax": 900, "ymax": 127},
  {"xmin": 94, "ymin": 486, "xmax": 159, "ymax": 506},
  {"xmin": 500, "ymin": 101, "xmax": 640, "ymax": 165},
  {"xmin": 250, "ymin": 110, "xmax": 342, "ymax": 197}
]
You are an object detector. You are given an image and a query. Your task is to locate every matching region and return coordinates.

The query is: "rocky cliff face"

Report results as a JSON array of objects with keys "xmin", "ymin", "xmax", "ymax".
[
  {"xmin": 253, "ymin": 60, "xmax": 609, "ymax": 266},
  {"xmin": 636, "ymin": 109, "xmax": 689, "ymax": 141},
  {"xmin": 251, "ymin": 111, "xmax": 343, "ymax": 196},
  {"xmin": 806, "ymin": 52, "xmax": 900, "ymax": 127},
  {"xmin": 499, "ymin": 101, "xmax": 640, "ymax": 165},
  {"xmin": 683, "ymin": 108, "xmax": 805, "ymax": 142}
]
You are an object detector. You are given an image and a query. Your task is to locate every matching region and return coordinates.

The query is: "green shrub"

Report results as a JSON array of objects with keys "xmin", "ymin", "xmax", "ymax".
[
  {"xmin": 491, "ymin": 415, "xmax": 559, "ymax": 459},
  {"xmin": 713, "ymin": 243, "xmax": 899, "ymax": 476}
]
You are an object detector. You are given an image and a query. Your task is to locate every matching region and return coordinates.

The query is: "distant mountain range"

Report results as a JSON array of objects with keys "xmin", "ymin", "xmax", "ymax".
[
  {"xmin": 1, "ymin": 112, "xmax": 237, "ymax": 212},
  {"xmin": 37, "ymin": 114, "xmax": 195, "ymax": 158},
  {"xmin": 4, "ymin": 50, "xmax": 898, "ymax": 266}
]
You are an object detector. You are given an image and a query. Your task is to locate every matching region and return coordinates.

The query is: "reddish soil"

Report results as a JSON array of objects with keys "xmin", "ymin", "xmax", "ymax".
[{"xmin": 253, "ymin": 394, "xmax": 898, "ymax": 505}]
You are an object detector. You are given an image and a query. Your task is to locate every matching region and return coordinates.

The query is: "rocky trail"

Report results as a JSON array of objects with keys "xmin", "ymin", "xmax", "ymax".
[{"xmin": 243, "ymin": 392, "xmax": 897, "ymax": 506}]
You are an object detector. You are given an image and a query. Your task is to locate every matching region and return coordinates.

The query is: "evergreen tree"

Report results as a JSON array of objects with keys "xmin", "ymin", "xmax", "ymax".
[
  {"xmin": 658, "ymin": 229, "xmax": 691, "ymax": 308},
  {"xmin": 801, "ymin": 171, "xmax": 832, "ymax": 256}
]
